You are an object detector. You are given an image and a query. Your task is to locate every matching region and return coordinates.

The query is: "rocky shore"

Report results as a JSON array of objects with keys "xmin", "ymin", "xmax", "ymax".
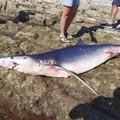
[{"xmin": 0, "ymin": 0, "xmax": 120, "ymax": 120}]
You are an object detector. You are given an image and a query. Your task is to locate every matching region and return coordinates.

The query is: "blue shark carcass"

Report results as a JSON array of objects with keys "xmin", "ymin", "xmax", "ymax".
[{"xmin": 0, "ymin": 41, "xmax": 120, "ymax": 95}]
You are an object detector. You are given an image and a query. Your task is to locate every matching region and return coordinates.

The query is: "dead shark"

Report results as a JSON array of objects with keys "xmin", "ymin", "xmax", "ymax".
[{"xmin": 0, "ymin": 41, "xmax": 120, "ymax": 96}]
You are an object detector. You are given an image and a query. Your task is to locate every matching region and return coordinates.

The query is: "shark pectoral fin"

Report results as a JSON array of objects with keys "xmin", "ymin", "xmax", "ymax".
[
  {"xmin": 70, "ymin": 71, "xmax": 98, "ymax": 96},
  {"xmin": 57, "ymin": 65, "xmax": 98, "ymax": 96}
]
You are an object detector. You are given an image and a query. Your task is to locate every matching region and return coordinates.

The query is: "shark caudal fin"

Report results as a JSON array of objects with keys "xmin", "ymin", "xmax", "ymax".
[{"xmin": 57, "ymin": 65, "xmax": 98, "ymax": 96}]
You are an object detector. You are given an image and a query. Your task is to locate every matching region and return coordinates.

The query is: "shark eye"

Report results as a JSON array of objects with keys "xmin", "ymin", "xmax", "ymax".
[{"xmin": 11, "ymin": 57, "xmax": 14, "ymax": 59}]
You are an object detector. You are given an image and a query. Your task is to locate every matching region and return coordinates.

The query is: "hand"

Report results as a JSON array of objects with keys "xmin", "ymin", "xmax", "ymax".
[{"xmin": 80, "ymin": 0, "xmax": 90, "ymax": 10}]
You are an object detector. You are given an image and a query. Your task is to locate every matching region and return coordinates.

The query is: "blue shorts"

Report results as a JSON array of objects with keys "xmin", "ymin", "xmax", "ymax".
[
  {"xmin": 61, "ymin": 0, "xmax": 80, "ymax": 6},
  {"xmin": 112, "ymin": 0, "xmax": 120, "ymax": 6}
]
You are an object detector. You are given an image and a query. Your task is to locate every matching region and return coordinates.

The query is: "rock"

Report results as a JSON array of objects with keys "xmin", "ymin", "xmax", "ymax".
[
  {"xmin": 0, "ymin": 0, "xmax": 120, "ymax": 120},
  {"xmin": 15, "ymin": 31, "xmax": 35, "ymax": 40},
  {"xmin": 0, "ymin": 81, "xmax": 4, "ymax": 89}
]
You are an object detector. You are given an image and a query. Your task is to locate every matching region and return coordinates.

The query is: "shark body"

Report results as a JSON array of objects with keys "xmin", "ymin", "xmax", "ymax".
[{"xmin": 0, "ymin": 41, "xmax": 120, "ymax": 95}]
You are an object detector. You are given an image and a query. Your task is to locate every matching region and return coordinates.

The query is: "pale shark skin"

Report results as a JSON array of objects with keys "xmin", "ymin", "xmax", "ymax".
[{"xmin": 0, "ymin": 41, "xmax": 120, "ymax": 95}]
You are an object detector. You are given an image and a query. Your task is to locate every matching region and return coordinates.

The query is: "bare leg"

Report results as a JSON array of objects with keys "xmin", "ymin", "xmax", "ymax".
[
  {"xmin": 64, "ymin": 6, "xmax": 79, "ymax": 34},
  {"xmin": 108, "ymin": 4, "xmax": 118, "ymax": 24},
  {"xmin": 60, "ymin": 5, "xmax": 78, "ymax": 37},
  {"xmin": 60, "ymin": 6, "xmax": 72, "ymax": 37}
]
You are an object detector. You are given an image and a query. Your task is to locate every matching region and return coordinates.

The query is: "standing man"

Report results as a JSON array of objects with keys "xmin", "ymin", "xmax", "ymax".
[{"xmin": 60, "ymin": 0, "xmax": 89, "ymax": 43}]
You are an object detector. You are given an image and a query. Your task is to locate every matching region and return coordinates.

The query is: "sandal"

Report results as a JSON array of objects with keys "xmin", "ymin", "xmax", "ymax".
[
  {"xmin": 115, "ymin": 24, "xmax": 120, "ymax": 31},
  {"xmin": 60, "ymin": 37, "xmax": 70, "ymax": 43}
]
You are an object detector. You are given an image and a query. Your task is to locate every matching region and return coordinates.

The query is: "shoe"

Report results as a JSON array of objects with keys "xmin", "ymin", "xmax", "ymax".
[
  {"xmin": 65, "ymin": 33, "xmax": 74, "ymax": 39},
  {"xmin": 115, "ymin": 24, "xmax": 120, "ymax": 31},
  {"xmin": 67, "ymin": 34, "xmax": 74, "ymax": 39},
  {"xmin": 60, "ymin": 37, "xmax": 70, "ymax": 43},
  {"xmin": 101, "ymin": 23, "xmax": 113, "ymax": 28}
]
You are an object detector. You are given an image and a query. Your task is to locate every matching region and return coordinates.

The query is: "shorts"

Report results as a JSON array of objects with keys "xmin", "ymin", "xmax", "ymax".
[
  {"xmin": 112, "ymin": 0, "xmax": 120, "ymax": 6},
  {"xmin": 61, "ymin": 0, "xmax": 80, "ymax": 7}
]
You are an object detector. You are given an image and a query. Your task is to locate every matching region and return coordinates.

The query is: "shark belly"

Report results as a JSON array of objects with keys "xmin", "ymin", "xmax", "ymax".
[{"xmin": 60, "ymin": 52, "xmax": 109, "ymax": 74}]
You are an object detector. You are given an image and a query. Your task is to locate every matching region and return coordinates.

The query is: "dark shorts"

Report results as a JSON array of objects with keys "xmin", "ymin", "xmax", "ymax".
[{"xmin": 112, "ymin": 0, "xmax": 120, "ymax": 6}]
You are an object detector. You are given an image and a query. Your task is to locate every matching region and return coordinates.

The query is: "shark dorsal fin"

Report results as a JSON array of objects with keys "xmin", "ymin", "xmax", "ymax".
[{"xmin": 75, "ymin": 40, "xmax": 86, "ymax": 46}]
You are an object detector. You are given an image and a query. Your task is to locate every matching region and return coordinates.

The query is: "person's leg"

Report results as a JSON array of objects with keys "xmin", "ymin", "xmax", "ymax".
[
  {"xmin": 64, "ymin": 5, "xmax": 79, "ymax": 35},
  {"xmin": 60, "ymin": 5, "xmax": 72, "ymax": 38},
  {"xmin": 108, "ymin": 4, "xmax": 118, "ymax": 24},
  {"xmin": 60, "ymin": 0, "xmax": 79, "ymax": 42}
]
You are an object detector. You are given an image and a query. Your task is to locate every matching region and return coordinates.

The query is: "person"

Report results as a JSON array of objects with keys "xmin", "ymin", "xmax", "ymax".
[
  {"xmin": 60, "ymin": 0, "xmax": 89, "ymax": 43},
  {"xmin": 102, "ymin": 0, "xmax": 120, "ymax": 30}
]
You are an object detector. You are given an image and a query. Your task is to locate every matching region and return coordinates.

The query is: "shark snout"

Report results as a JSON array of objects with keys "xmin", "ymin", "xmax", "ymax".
[
  {"xmin": 0, "ymin": 55, "xmax": 27, "ymax": 70},
  {"xmin": 0, "ymin": 59, "xmax": 17, "ymax": 69}
]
